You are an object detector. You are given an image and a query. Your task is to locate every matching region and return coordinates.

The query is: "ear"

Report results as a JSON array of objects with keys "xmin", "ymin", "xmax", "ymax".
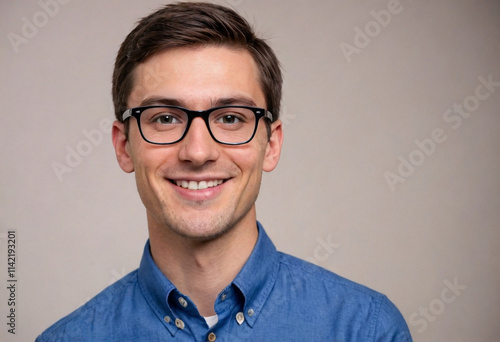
[
  {"xmin": 263, "ymin": 119, "xmax": 283, "ymax": 172},
  {"xmin": 112, "ymin": 121, "xmax": 135, "ymax": 173}
]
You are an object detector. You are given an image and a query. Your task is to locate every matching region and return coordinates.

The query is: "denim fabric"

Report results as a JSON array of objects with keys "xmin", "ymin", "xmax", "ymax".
[{"xmin": 36, "ymin": 222, "xmax": 412, "ymax": 341}]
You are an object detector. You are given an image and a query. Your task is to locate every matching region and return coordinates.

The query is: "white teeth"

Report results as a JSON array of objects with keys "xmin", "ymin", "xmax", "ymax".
[{"xmin": 175, "ymin": 180, "xmax": 224, "ymax": 190}]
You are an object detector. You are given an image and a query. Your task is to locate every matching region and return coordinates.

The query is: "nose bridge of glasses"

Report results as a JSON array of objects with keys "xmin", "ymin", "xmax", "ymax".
[
  {"xmin": 186, "ymin": 108, "xmax": 212, "ymax": 126},
  {"xmin": 184, "ymin": 109, "xmax": 213, "ymax": 141}
]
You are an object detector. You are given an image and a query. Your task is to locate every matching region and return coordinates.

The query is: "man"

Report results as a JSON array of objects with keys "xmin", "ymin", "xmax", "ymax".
[{"xmin": 37, "ymin": 2, "xmax": 412, "ymax": 341}]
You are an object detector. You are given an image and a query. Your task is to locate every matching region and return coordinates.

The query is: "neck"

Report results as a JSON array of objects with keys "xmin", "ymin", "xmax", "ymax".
[{"xmin": 148, "ymin": 210, "xmax": 258, "ymax": 316}]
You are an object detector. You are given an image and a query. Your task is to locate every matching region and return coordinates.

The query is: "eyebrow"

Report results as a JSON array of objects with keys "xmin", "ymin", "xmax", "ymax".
[
  {"xmin": 139, "ymin": 96, "xmax": 258, "ymax": 109},
  {"xmin": 213, "ymin": 97, "xmax": 257, "ymax": 107},
  {"xmin": 139, "ymin": 97, "xmax": 183, "ymax": 107}
]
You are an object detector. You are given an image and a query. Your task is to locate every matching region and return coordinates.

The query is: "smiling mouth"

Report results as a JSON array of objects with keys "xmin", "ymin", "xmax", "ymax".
[{"xmin": 172, "ymin": 179, "xmax": 226, "ymax": 190}]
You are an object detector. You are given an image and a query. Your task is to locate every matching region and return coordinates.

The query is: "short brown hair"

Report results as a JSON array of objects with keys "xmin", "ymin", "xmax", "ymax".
[{"xmin": 112, "ymin": 2, "xmax": 282, "ymax": 126}]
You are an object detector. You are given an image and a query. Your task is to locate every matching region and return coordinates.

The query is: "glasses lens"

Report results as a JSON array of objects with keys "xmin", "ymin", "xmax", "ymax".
[
  {"xmin": 140, "ymin": 107, "xmax": 188, "ymax": 144},
  {"xmin": 209, "ymin": 107, "xmax": 257, "ymax": 144}
]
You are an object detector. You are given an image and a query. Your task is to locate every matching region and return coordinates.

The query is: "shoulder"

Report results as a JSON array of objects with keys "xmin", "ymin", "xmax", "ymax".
[
  {"xmin": 36, "ymin": 270, "xmax": 139, "ymax": 342},
  {"xmin": 276, "ymin": 252, "xmax": 412, "ymax": 341},
  {"xmin": 277, "ymin": 251, "xmax": 377, "ymax": 296}
]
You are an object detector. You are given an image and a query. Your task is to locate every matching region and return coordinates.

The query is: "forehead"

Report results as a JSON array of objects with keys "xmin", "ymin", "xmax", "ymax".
[{"xmin": 128, "ymin": 46, "xmax": 265, "ymax": 109}]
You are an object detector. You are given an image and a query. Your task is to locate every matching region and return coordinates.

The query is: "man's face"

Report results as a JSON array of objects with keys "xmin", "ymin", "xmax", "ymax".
[{"xmin": 112, "ymin": 46, "xmax": 282, "ymax": 240}]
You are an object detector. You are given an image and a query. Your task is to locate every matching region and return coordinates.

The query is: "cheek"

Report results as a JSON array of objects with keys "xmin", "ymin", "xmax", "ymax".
[
  {"xmin": 128, "ymin": 141, "xmax": 160, "ymax": 178},
  {"xmin": 134, "ymin": 149, "xmax": 168, "ymax": 175},
  {"xmin": 127, "ymin": 126, "xmax": 157, "ymax": 166},
  {"xmin": 232, "ymin": 144, "xmax": 267, "ymax": 177}
]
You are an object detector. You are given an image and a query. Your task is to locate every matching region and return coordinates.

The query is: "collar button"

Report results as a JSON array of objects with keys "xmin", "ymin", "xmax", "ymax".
[
  {"xmin": 236, "ymin": 312, "xmax": 245, "ymax": 325},
  {"xmin": 175, "ymin": 318, "xmax": 185, "ymax": 330},
  {"xmin": 178, "ymin": 297, "xmax": 188, "ymax": 307}
]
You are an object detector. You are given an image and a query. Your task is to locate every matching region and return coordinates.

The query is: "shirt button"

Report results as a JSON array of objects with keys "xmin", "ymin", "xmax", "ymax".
[
  {"xmin": 208, "ymin": 332, "xmax": 216, "ymax": 341},
  {"xmin": 247, "ymin": 308, "xmax": 255, "ymax": 316},
  {"xmin": 178, "ymin": 297, "xmax": 188, "ymax": 307},
  {"xmin": 220, "ymin": 293, "xmax": 227, "ymax": 301},
  {"xmin": 175, "ymin": 318, "xmax": 185, "ymax": 330},
  {"xmin": 236, "ymin": 312, "xmax": 245, "ymax": 325},
  {"xmin": 164, "ymin": 316, "xmax": 171, "ymax": 323}
]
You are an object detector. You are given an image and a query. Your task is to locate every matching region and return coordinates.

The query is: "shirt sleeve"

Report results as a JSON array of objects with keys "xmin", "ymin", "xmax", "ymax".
[{"xmin": 372, "ymin": 295, "xmax": 413, "ymax": 342}]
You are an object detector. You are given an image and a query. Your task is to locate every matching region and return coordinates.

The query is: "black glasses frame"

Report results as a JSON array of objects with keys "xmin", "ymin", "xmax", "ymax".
[{"xmin": 122, "ymin": 105, "xmax": 274, "ymax": 145}]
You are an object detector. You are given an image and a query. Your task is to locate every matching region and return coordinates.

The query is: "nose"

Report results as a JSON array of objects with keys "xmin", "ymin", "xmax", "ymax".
[{"xmin": 178, "ymin": 117, "xmax": 220, "ymax": 166}]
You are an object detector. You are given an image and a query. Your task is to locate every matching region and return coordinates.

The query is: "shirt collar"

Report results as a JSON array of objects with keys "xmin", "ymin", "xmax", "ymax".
[
  {"xmin": 232, "ymin": 221, "xmax": 280, "ymax": 327},
  {"xmin": 137, "ymin": 221, "xmax": 280, "ymax": 332},
  {"xmin": 138, "ymin": 241, "xmax": 178, "ymax": 336}
]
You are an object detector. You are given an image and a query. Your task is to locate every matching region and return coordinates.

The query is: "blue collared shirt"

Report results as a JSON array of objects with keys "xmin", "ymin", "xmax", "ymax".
[{"xmin": 36, "ymin": 223, "xmax": 412, "ymax": 341}]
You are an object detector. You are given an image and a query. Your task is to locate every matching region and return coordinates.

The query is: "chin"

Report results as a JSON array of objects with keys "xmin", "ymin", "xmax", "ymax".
[{"xmin": 165, "ymin": 217, "xmax": 235, "ymax": 242}]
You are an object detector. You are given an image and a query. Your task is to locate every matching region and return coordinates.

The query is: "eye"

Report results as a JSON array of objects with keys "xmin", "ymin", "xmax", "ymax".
[
  {"xmin": 218, "ymin": 114, "xmax": 241, "ymax": 124},
  {"xmin": 148, "ymin": 111, "xmax": 185, "ymax": 126},
  {"xmin": 154, "ymin": 114, "xmax": 181, "ymax": 125},
  {"xmin": 213, "ymin": 110, "xmax": 248, "ymax": 125}
]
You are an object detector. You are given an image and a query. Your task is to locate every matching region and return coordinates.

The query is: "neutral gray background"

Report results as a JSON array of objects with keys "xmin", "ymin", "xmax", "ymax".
[{"xmin": 1, "ymin": 0, "xmax": 499, "ymax": 341}]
